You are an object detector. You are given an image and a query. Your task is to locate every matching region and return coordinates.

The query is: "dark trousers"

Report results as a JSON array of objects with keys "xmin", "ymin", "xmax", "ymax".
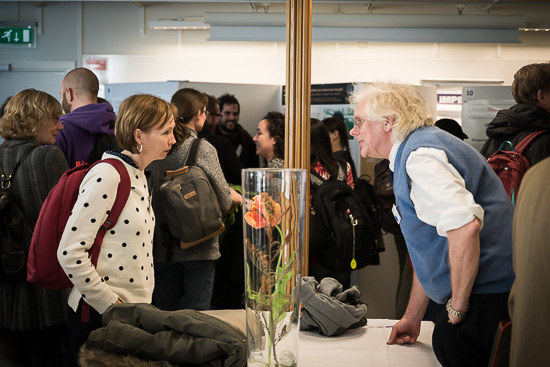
[
  {"xmin": 432, "ymin": 292, "xmax": 510, "ymax": 367},
  {"xmin": 64, "ymin": 301, "xmax": 103, "ymax": 367},
  {"xmin": 153, "ymin": 260, "xmax": 216, "ymax": 311}
]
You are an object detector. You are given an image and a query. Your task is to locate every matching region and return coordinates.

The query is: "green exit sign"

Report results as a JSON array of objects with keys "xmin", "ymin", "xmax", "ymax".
[{"xmin": 0, "ymin": 26, "xmax": 34, "ymax": 45}]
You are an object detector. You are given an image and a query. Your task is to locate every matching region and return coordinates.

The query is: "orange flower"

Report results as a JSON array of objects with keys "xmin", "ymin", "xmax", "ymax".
[{"xmin": 244, "ymin": 192, "xmax": 282, "ymax": 229}]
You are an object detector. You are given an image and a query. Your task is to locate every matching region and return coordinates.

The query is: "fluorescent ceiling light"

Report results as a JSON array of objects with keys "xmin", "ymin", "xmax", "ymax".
[
  {"xmin": 204, "ymin": 13, "xmax": 525, "ymax": 29},
  {"xmin": 149, "ymin": 19, "xmax": 209, "ymax": 30},
  {"xmin": 204, "ymin": 13, "xmax": 524, "ymax": 43},
  {"xmin": 521, "ymin": 28, "xmax": 550, "ymax": 32}
]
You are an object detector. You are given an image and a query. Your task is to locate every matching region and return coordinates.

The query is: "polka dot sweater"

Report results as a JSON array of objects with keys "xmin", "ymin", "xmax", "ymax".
[{"xmin": 57, "ymin": 153, "xmax": 155, "ymax": 314}]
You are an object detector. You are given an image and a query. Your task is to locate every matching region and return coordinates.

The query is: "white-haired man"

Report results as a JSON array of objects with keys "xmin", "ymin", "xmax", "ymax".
[{"xmin": 349, "ymin": 83, "xmax": 514, "ymax": 367}]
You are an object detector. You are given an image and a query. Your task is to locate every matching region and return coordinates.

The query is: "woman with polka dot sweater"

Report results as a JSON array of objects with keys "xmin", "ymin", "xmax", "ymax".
[
  {"xmin": 57, "ymin": 94, "xmax": 176, "ymax": 362},
  {"xmin": 149, "ymin": 88, "xmax": 242, "ymax": 312}
]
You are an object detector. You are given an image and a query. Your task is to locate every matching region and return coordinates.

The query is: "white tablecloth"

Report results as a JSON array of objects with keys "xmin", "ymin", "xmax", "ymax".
[{"xmin": 298, "ymin": 319, "xmax": 442, "ymax": 367}]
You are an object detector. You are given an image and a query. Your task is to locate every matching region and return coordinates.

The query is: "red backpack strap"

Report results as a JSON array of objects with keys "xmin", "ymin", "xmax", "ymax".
[
  {"xmin": 514, "ymin": 130, "xmax": 547, "ymax": 154},
  {"xmin": 81, "ymin": 158, "xmax": 131, "ymax": 322}
]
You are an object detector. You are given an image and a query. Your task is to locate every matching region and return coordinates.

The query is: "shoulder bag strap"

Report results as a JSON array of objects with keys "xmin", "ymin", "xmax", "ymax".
[
  {"xmin": 0, "ymin": 145, "xmax": 38, "ymax": 190},
  {"xmin": 185, "ymin": 138, "xmax": 202, "ymax": 167},
  {"xmin": 514, "ymin": 130, "xmax": 547, "ymax": 154}
]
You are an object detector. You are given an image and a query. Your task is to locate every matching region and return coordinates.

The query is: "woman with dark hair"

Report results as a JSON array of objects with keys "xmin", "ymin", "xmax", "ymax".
[
  {"xmin": 322, "ymin": 117, "xmax": 357, "ymax": 179},
  {"xmin": 0, "ymin": 89, "xmax": 68, "ymax": 367},
  {"xmin": 253, "ymin": 111, "xmax": 285, "ymax": 168},
  {"xmin": 149, "ymin": 88, "xmax": 241, "ymax": 312},
  {"xmin": 309, "ymin": 118, "xmax": 354, "ymax": 289},
  {"xmin": 310, "ymin": 118, "xmax": 354, "ymax": 195}
]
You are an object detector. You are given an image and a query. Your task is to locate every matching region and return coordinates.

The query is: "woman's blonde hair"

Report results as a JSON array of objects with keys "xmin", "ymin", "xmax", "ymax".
[
  {"xmin": 350, "ymin": 83, "xmax": 434, "ymax": 141},
  {"xmin": 115, "ymin": 94, "xmax": 177, "ymax": 154},
  {"xmin": 0, "ymin": 89, "xmax": 62, "ymax": 140}
]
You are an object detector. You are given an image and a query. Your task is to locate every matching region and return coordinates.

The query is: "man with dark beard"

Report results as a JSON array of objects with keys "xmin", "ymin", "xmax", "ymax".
[
  {"xmin": 56, "ymin": 67, "xmax": 116, "ymax": 168},
  {"xmin": 215, "ymin": 93, "xmax": 258, "ymax": 168},
  {"xmin": 480, "ymin": 62, "xmax": 550, "ymax": 165}
]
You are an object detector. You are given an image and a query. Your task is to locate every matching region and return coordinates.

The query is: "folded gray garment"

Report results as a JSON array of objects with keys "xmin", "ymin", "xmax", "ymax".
[{"xmin": 300, "ymin": 276, "xmax": 368, "ymax": 336}]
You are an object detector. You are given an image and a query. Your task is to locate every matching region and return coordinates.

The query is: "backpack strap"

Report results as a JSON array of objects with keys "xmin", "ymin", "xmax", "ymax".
[
  {"xmin": 310, "ymin": 161, "xmax": 346, "ymax": 189},
  {"xmin": 514, "ymin": 130, "xmax": 547, "ymax": 154},
  {"xmin": 335, "ymin": 160, "xmax": 346, "ymax": 182},
  {"xmin": 0, "ymin": 145, "xmax": 38, "ymax": 190},
  {"xmin": 185, "ymin": 138, "xmax": 202, "ymax": 167},
  {"xmin": 309, "ymin": 170, "xmax": 326, "ymax": 189},
  {"xmin": 81, "ymin": 158, "xmax": 131, "ymax": 322}
]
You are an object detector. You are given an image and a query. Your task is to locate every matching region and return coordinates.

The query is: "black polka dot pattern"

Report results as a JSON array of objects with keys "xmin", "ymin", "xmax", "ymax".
[{"xmin": 58, "ymin": 159, "xmax": 156, "ymax": 309}]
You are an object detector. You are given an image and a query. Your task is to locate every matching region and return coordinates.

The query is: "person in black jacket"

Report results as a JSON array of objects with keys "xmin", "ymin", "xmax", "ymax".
[
  {"xmin": 215, "ymin": 93, "xmax": 259, "ymax": 169},
  {"xmin": 480, "ymin": 62, "xmax": 550, "ymax": 164}
]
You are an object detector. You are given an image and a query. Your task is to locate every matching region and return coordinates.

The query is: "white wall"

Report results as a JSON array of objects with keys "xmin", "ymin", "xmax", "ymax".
[
  {"xmin": 1, "ymin": 1, "xmax": 550, "ymax": 318},
  {"xmin": 1, "ymin": 1, "xmax": 549, "ymax": 103}
]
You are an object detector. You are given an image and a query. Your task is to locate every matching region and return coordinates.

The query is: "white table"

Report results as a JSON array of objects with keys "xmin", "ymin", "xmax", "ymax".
[{"xmin": 298, "ymin": 320, "xmax": 442, "ymax": 367}]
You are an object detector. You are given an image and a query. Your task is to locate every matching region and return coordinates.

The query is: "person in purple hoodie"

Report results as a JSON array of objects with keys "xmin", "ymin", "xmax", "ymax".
[{"xmin": 56, "ymin": 67, "xmax": 117, "ymax": 168}]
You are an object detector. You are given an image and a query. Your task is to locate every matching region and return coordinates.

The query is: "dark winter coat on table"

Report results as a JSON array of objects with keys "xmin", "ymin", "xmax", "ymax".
[{"xmin": 81, "ymin": 303, "xmax": 246, "ymax": 367}]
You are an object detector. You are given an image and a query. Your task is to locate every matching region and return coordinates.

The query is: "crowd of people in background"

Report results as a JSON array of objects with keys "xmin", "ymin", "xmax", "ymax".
[{"xmin": 0, "ymin": 61, "xmax": 549, "ymax": 367}]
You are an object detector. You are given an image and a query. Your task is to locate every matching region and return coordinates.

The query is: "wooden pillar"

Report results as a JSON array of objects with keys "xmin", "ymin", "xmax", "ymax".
[{"xmin": 285, "ymin": 0, "xmax": 312, "ymax": 274}]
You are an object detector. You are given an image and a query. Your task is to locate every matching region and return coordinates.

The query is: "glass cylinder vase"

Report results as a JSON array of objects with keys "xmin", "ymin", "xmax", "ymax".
[{"xmin": 241, "ymin": 168, "xmax": 306, "ymax": 367}]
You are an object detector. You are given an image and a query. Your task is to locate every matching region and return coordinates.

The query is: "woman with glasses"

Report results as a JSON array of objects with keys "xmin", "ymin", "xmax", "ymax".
[
  {"xmin": 0, "ymin": 89, "xmax": 68, "ymax": 366},
  {"xmin": 150, "ymin": 88, "xmax": 241, "ymax": 311}
]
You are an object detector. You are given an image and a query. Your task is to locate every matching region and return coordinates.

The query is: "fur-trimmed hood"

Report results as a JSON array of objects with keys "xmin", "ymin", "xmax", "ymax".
[{"xmin": 79, "ymin": 346, "xmax": 176, "ymax": 367}]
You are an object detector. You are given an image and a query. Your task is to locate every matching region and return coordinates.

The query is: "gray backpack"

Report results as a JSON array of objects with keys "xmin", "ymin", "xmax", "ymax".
[{"xmin": 160, "ymin": 138, "xmax": 225, "ymax": 249}]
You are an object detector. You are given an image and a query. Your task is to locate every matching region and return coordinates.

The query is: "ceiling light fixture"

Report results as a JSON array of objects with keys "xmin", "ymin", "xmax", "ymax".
[
  {"xmin": 149, "ymin": 18, "xmax": 210, "ymax": 30},
  {"xmin": 204, "ymin": 13, "xmax": 525, "ymax": 43}
]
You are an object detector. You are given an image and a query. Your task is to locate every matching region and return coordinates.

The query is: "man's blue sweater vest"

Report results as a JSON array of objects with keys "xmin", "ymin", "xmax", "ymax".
[{"xmin": 393, "ymin": 126, "xmax": 515, "ymax": 304}]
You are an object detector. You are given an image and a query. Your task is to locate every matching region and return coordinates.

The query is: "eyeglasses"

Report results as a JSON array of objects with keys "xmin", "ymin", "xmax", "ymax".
[
  {"xmin": 51, "ymin": 116, "xmax": 60, "ymax": 123},
  {"xmin": 353, "ymin": 117, "xmax": 365, "ymax": 129},
  {"xmin": 212, "ymin": 113, "xmax": 222, "ymax": 117}
]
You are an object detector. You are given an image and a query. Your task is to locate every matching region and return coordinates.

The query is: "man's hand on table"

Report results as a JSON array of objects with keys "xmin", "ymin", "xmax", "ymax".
[{"xmin": 387, "ymin": 318, "xmax": 421, "ymax": 345}]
